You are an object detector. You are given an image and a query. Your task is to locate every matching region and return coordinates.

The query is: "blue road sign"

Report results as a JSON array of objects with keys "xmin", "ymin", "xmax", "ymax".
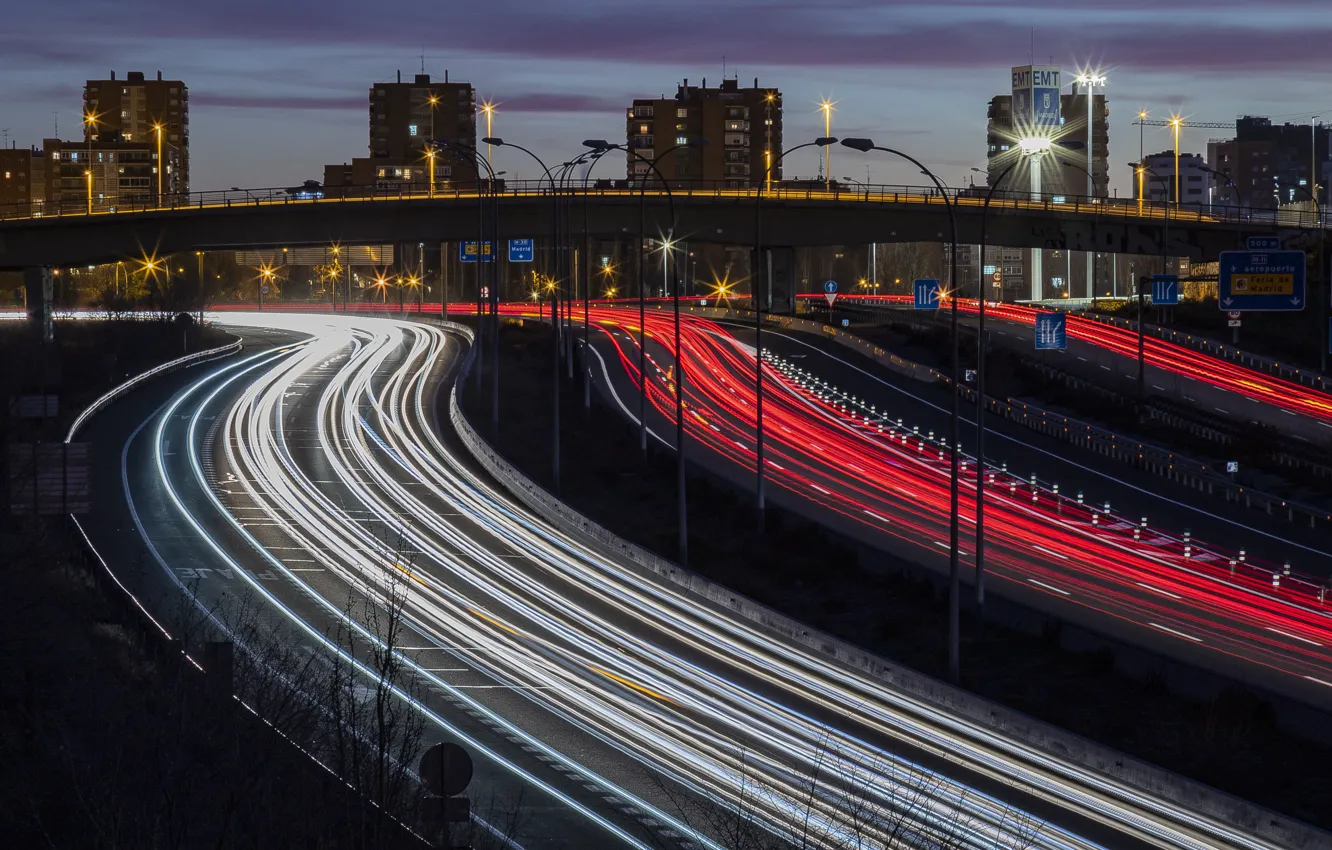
[
  {"xmin": 913, "ymin": 279, "xmax": 940, "ymax": 310},
  {"xmin": 508, "ymin": 239, "xmax": 534, "ymax": 263},
  {"xmin": 823, "ymin": 280, "xmax": 837, "ymax": 294},
  {"xmin": 1151, "ymin": 274, "xmax": 1179, "ymax": 306},
  {"xmin": 1246, "ymin": 236, "xmax": 1281, "ymax": 250},
  {"xmin": 1034, "ymin": 312, "xmax": 1067, "ymax": 350},
  {"xmin": 1217, "ymin": 250, "xmax": 1306, "ymax": 312},
  {"xmin": 459, "ymin": 241, "xmax": 495, "ymax": 263}
]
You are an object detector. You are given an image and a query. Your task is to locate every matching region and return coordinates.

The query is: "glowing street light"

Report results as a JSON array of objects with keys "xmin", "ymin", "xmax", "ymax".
[
  {"xmin": 818, "ymin": 99, "xmax": 836, "ymax": 186},
  {"xmin": 152, "ymin": 123, "xmax": 165, "ymax": 206},
  {"xmin": 1073, "ymin": 70, "xmax": 1107, "ymax": 299},
  {"xmin": 1170, "ymin": 116, "xmax": 1183, "ymax": 208},
  {"xmin": 480, "ymin": 101, "xmax": 497, "ymax": 168},
  {"xmin": 84, "ymin": 170, "xmax": 93, "ymax": 215},
  {"xmin": 426, "ymin": 146, "xmax": 437, "ymax": 198}
]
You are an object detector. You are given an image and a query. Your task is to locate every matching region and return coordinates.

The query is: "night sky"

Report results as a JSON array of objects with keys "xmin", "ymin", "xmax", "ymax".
[{"xmin": 3, "ymin": 0, "xmax": 1328, "ymax": 195}]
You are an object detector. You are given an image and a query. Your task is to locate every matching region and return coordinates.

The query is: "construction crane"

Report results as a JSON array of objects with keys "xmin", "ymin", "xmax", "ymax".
[{"xmin": 1131, "ymin": 115, "xmax": 1236, "ymax": 204}]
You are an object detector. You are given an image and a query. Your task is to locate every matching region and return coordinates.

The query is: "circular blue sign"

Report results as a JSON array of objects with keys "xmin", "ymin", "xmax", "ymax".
[{"xmin": 823, "ymin": 280, "xmax": 837, "ymax": 294}]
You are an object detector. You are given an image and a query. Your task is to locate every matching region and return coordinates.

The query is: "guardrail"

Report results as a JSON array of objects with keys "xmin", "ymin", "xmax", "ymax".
[
  {"xmin": 65, "ymin": 337, "xmax": 242, "ymax": 441},
  {"xmin": 4, "ymin": 178, "xmax": 1327, "ymax": 231}
]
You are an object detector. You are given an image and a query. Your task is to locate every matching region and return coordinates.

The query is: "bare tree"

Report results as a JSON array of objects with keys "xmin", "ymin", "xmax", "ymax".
[{"xmin": 648, "ymin": 736, "xmax": 1047, "ymax": 850}]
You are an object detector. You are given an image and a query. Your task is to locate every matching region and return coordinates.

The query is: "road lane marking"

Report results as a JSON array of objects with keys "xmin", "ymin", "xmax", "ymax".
[
  {"xmin": 1033, "ymin": 545, "xmax": 1068, "ymax": 560},
  {"xmin": 1267, "ymin": 627, "xmax": 1323, "ymax": 647},
  {"xmin": 1149, "ymin": 622, "xmax": 1202, "ymax": 642},
  {"xmin": 1028, "ymin": 579, "xmax": 1070, "ymax": 596},
  {"xmin": 1138, "ymin": 582, "xmax": 1181, "ymax": 600}
]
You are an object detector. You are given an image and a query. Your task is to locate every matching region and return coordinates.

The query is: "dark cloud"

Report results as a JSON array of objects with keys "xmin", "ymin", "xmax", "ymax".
[
  {"xmin": 191, "ymin": 92, "xmax": 365, "ymax": 111},
  {"xmin": 495, "ymin": 93, "xmax": 629, "ymax": 113}
]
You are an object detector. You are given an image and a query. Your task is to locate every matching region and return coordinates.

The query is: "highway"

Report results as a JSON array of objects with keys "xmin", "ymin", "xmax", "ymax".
[
  {"xmin": 573, "ymin": 306, "xmax": 1332, "ymax": 711},
  {"xmin": 75, "ymin": 310, "xmax": 1298, "ymax": 850},
  {"xmin": 833, "ymin": 295, "xmax": 1332, "ymax": 449}
]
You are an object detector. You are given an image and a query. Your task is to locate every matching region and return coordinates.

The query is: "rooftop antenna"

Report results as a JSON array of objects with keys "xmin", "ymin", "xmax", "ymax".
[
  {"xmin": 1029, "ymin": 28, "xmax": 1034, "ymax": 64},
  {"xmin": 420, "ymin": 49, "xmax": 426, "ymax": 74},
  {"xmin": 53, "ymin": 111, "xmax": 58, "ymax": 138},
  {"xmin": 722, "ymin": 54, "xmax": 726, "ymax": 79}
]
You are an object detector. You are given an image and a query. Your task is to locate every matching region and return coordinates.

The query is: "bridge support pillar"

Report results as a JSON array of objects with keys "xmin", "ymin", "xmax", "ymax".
[
  {"xmin": 24, "ymin": 266, "xmax": 54, "ymax": 344},
  {"xmin": 753, "ymin": 246, "xmax": 795, "ymax": 315}
]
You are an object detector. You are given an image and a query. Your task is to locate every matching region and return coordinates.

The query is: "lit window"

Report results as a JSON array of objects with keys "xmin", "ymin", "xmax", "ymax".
[
  {"xmin": 999, "ymin": 144, "xmax": 1010, "ymax": 151},
  {"xmin": 2, "ymin": 172, "xmax": 8, "ymax": 180},
  {"xmin": 51, "ymin": 152, "xmax": 60, "ymax": 161},
  {"xmin": 676, "ymin": 136, "xmax": 687, "ymax": 145},
  {"xmin": 676, "ymin": 108, "xmax": 687, "ymax": 118},
  {"xmin": 409, "ymin": 124, "xmax": 418, "ymax": 136},
  {"xmin": 639, "ymin": 124, "xmax": 648, "ymax": 134}
]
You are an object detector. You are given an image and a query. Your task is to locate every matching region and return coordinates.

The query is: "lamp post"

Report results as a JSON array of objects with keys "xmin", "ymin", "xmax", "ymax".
[
  {"xmin": 483, "ymin": 136, "xmax": 563, "ymax": 487},
  {"xmin": 1278, "ymin": 180, "xmax": 1326, "ymax": 372},
  {"xmin": 1060, "ymin": 158, "xmax": 1100, "ymax": 304},
  {"xmin": 842, "ymin": 136, "xmax": 963, "ymax": 683},
  {"xmin": 153, "ymin": 123, "xmax": 165, "ymax": 207},
  {"xmin": 576, "ymin": 149, "xmax": 610, "ymax": 408},
  {"xmin": 1170, "ymin": 117, "xmax": 1182, "ymax": 210},
  {"xmin": 584, "ymin": 138, "xmax": 702, "ymax": 564},
  {"xmin": 582, "ymin": 139, "xmax": 701, "ymax": 461},
  {"xmin": 818, "ymin": 100, "xmax": 835, "ymax": 186},
  {"xmin": 440, "ymin": 139, "xmax": 502, "ymax": 425},
  {"xmin": 1130, "ymin": 161, "xmax": 1171, "ymax": 406},
  {"xmin": 84, "ymin": 170, "xmax": 93, "ymax": 216},
  {"xmin": 84, "ymin": 110, "xmax": 99, "ymax": 213},
  {"xmin": 755, "ymin": 137, "xmax": 838, "ymax": 527},
  {"xmin": 481, "ymin": 103, "xmax": 496, "ymax": 169},
  {"xmin": 1073, "ymin": 72, "xmax": 1106, "ymax": 300}
]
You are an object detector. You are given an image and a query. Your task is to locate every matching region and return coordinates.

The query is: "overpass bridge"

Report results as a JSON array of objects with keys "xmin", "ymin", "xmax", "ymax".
[{"xmin": 1, "ymin": 181, "xmax": 1326, "ymax": 273}]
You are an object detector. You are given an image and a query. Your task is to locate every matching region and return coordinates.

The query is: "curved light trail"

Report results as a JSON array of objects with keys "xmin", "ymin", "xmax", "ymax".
[{"xmin": 118, "ymin": 310, "xmax": 1309, "ymax": 850}]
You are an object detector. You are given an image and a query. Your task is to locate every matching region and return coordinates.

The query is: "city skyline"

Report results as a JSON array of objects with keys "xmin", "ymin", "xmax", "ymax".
[{"xmin": 2, "ymin": 0, "xmax": 1328, "ymax": 194}]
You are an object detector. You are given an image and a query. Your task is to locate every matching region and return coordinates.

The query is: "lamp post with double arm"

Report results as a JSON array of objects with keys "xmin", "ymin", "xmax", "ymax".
[
  {"xmin": 754, "ymin": 137, "xmax": 838, "ymax": 529},
  {"xmin": 841, "ymin": 137, "xmax": 964, "ymax": 683},
  {"xmin": 584, "ymin": 138, "xmax": 704, "ymax": 564}
]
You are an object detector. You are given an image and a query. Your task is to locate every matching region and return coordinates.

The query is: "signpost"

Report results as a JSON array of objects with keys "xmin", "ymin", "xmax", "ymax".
[
  {"xmin": 508, "ymin": 238, "xmax": 534, "ymax": 263},
  {"xmin": 1034, "ymin": 312, "xmax": 1067, "ymax": 350},
  {"xmin": 1217, "ymin": 249, "xmax": 1306, "ymax": 312},
  {"xmin": 459, "ymin": 241, "xmax": 495, "ymax": 263},
  {"xmin": 1151, "ymin": 274, "xmax": 1179, "ymax": 306},
  {"xmin": 913, "ymin": 279, "xmax": 940, "ymax": 310},
  {"xmin": 823, "ymin": 279, "xmax": 837, "ymax": 306}
]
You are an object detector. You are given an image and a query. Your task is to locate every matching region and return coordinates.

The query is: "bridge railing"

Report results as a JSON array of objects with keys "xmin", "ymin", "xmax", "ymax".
[{"xmin": 1, "ymin": 179, "xmax": 1325, "ymax": 230}]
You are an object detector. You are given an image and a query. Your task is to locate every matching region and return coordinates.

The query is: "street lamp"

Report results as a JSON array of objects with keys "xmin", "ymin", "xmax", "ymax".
[
  {"xmin": 1170, "ymin": 116, "xmax": 1183, "ymax": 209},
  {"xmin": 1060, "ymin": 158, "xmax": 1100, "ymax": 304},
  {"xmin": 153, "ymin": 123, "xmax": 165, "ymax": 207},
  {"xmin": 84, "ymin": 170, "xmax": 93, "ymax": 215},
  {"xmin": 584, "ymin": 137, "xmax": 704, "ymax": 564},
  {"xmin": 818, "ymin": 100, "xmax": 836, "ymax": 186},
  {"xmin": 480, "ymin": 102, "xmax": 497, "ymax": 169},
  {"xmin": 841, "ymin": 136, "xmax": 964, "ymax": 683},
  {"xmin": 1017, "ymin": 135, "xmax": 1054, "ymax": 300},
  {"xmin": 1129, "ymin": 161, "xmax": 1171, "ymax": 406},
  {"xmin": 754, "ymin": 137, "xmax": 838, "ymax": 527},
  {"xmin": 484, "ymin": 135, "xmax": 567, "ymax": 490},
  {"xmin": 1278, "ymin": 180, "xmax": 1326, "ymax": 371},
  {"xmin": 426, "ymin": 146, "xmax": 437, "ymax": 199},
  {"xmin": 1073, "ymin": 71, "xmax": 1106, "ymax": 301}
]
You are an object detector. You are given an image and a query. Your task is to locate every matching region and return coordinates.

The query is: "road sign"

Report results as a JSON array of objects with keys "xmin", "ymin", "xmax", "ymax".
[
  {"xmin": 420, "ymin": 742, "xmax": 473, "ymax": 798},
  {"xmin": 1227, "ymin": 310, "xmax": 1241, "ymax": 319},
  {"xmin": 460, "ymin": 241, "xmax": 495, "ymax": 263},
  {"xmin": 840, "ymin": 319, "xmax": 849, "ymax": 327},
  {"xmin": 1218, "ymin": 250, "xmax": 1306, "ymax": 311},
  {"xmin": 913, "ymin": 279, "xmax": 940, "ymax": 310},
  {"xmin": 260, "ymin": 284, "xmax": 270, "ymax": 296},
  {"xmin": 1226, "ymin": 461, "xmax": 1239, "ymax": 473},
  {"xmin": 1246, "ymin": 236, "xmax": 1281, "ymax": 250},
  {"xmin": 1151, "ymin": 274, "xmax": 1179, "ymax": 306},
  {"xmin": 1228, "ymin": 319, "xmax": 1242, "ymax": 327},
  {"xmin": 1034, "ymin": 312, "xmax": 1067, "ymax": 350},
  {"xmin": 823, "ymin": 279, "xmax": 837, "ymax": 306},
  {"xmin": 508, "ymin": 238, "xmax": 534, "ymax": 263},
  {"xmin": 480, "ymin": 286, "xmax": 489, "ymax": 299}
]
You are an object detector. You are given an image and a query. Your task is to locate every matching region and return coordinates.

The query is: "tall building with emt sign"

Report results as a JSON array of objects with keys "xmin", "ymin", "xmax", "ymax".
[{"xmin": 1011, "ymin": 65, "xmax": 1061, "ymax": 129}]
